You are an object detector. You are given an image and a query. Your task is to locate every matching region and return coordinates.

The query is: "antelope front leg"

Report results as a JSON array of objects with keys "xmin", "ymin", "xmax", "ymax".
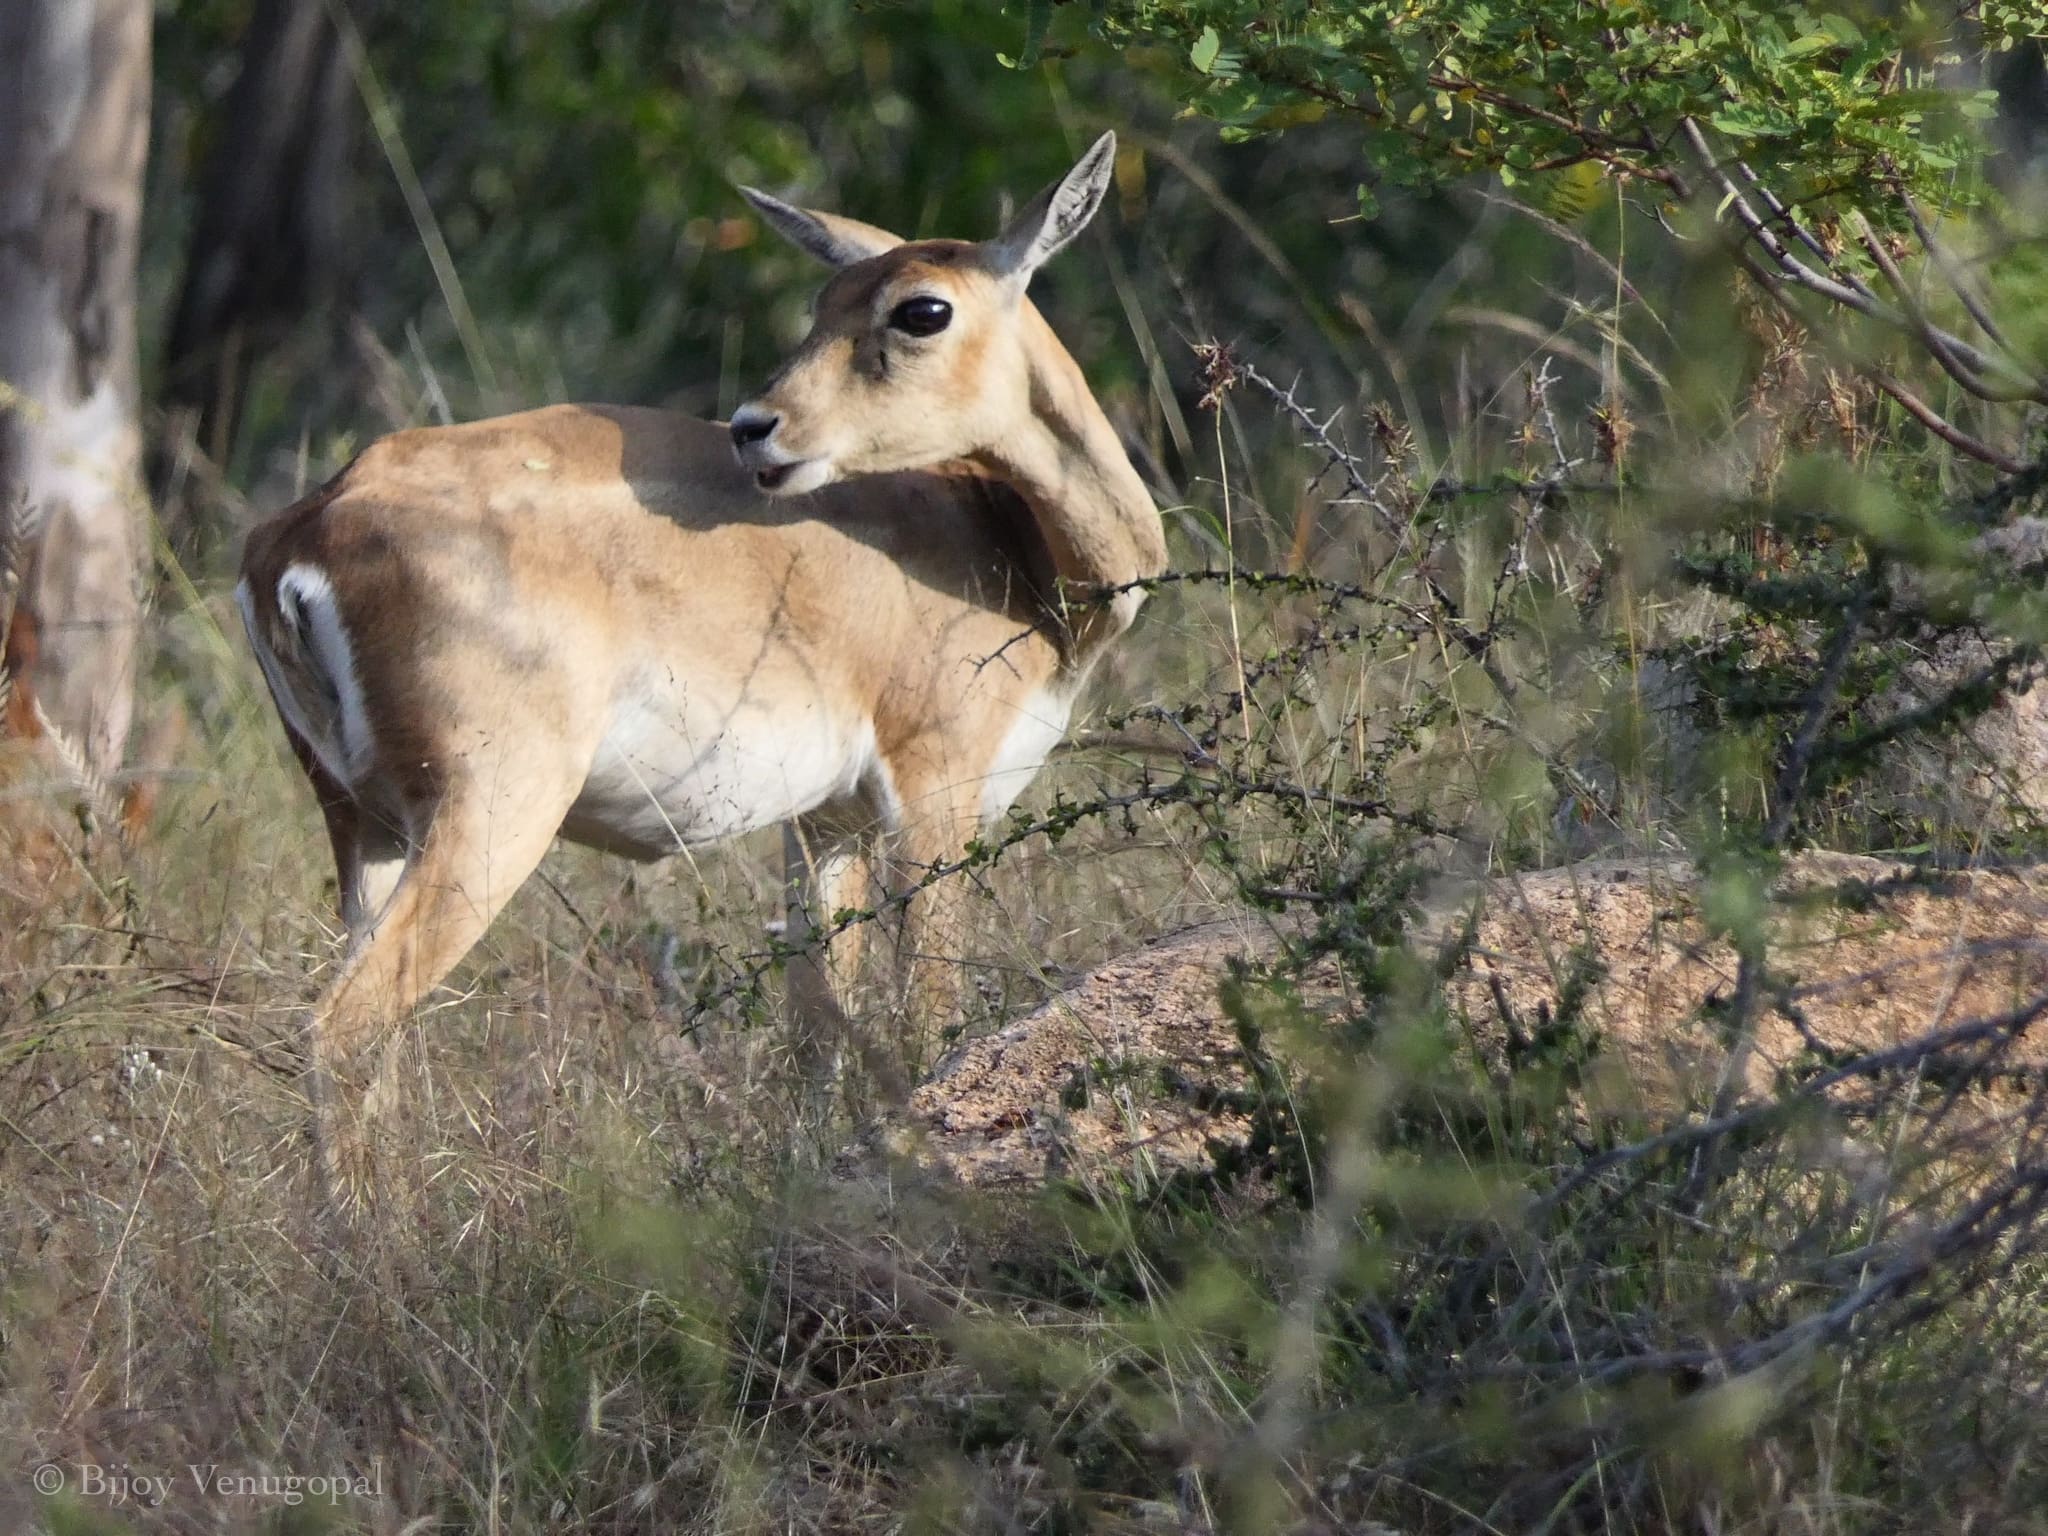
[
  {"xmin": 783, "ymin": 818, "xmax": 878, "ymax": 1127},
  {"xmin": 885, "ymin": 786, "xmax": 980, "ymax": 1083}
]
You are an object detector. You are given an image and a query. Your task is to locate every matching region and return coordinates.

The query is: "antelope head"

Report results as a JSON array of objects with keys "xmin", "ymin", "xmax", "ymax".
[{"xmin": 729, "ymin": 131, "xmax": 1117, "ymax": 497}]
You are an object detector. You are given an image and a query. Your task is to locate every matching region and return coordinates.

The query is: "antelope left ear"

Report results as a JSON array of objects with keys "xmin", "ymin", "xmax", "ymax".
[
  {"xmin": 738, "ymin": 186, "xmax": 904, "ymax": 268},
  {"xmin": 985, "ymin": 131, "xmax": 1116, "ymax": 290}
]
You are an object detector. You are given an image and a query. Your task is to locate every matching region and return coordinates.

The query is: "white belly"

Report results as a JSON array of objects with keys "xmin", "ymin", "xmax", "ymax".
[
  {"xmin": 980, "ymin": 682, "xmax": 1079, "ymax": 824},
  {"xmin": 563, "ymin": 680, "xmax": 875, "ymax": 857}
]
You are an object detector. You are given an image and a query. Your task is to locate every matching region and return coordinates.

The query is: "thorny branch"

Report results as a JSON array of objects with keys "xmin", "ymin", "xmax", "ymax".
[
  {"xmin": 1214, "ymin": 352, "xmax": 1407, "ymax": 537},
  {"xmin": 682, "ymin": 770, "xmax": 1450, "ymax": 1030},
  {"xmin": 1902, "ymin": 188, "xmax": 2008, "ymax": 352},
  {"xmin": 680, "ymin": 343, "xmax": 1616, "ymax": 1027}
]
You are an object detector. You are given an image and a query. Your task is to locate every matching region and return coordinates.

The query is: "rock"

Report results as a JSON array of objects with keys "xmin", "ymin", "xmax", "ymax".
[
  {"xmin": 895, "ymin": 913, "xmax": 1285, "ymax": 1190},
  {"xmin": 886, "ymin": 854, "xmax": 2048, "ymax": 1190}
]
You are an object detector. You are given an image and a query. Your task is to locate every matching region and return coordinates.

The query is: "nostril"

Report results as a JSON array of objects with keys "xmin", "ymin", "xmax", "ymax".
[{"xmin": 729, "ymin": 412, "xmax": 779, "ymax": 449}]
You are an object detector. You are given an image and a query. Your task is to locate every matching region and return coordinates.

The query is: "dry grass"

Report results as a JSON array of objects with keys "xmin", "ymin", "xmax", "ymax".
[
  {"xmin": 0, "ymin": 574, "xmax": 1271, "ymax": 1534},
  {"xmin": 5, "ymin": 545, "xmax": 2047, "ymax": 1533},
  {"xmin": 8, "ymin": 330, "xmax": 2048, "ymax": 1532}
]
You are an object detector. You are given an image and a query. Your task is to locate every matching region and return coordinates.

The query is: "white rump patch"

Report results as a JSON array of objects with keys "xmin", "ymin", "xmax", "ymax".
[{"xmin": 236, "ymin": 565, "xmax": 376, "ymax": 787}]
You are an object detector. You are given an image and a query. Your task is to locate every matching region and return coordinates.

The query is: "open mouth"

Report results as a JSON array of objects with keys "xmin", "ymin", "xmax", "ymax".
[{"xmin": 753, "ymin": 458, "xmax": 836, "ymax": 495}]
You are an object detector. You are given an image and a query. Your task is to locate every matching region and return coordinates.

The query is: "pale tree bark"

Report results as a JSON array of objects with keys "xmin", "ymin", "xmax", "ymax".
[{"xmin": 0, "ymin": 0, "xmax": 151, "ymax": 783}]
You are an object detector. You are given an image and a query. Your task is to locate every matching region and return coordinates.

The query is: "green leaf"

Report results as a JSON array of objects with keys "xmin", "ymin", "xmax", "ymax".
[
  {"xmin": 999, "ymin": 0, "xmax": 1053, "ymax": 69},
  {"xmin": 1542, "ymin": 159, "xmax": 1605, "ymax": 223},
  {"xmin": 1818, "ymin": 12, "xmax": 1866, "ymax": 45},
  {"xmin": 1191, "ymin": 25, "xmax": 1221, "ymax": 75},
  {"xmin": 1710, "ymin": 104, "xmax": 1790, "ymax": 139},
  {"xmin": 1253, "ymin": 100, "xmax": 1329, "ymax": 130}
]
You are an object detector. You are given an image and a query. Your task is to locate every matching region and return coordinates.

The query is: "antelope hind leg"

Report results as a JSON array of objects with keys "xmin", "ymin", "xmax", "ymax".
[{"xmin": 308, "ymin": 767, "xmax": 581, "ymax": 1216}]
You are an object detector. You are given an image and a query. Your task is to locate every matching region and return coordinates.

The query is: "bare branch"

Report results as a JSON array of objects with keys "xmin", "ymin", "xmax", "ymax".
[
  {"xmin": 1680, "ymin": 118, "xmax": 2048, "ymax": 407},
  {"xmin": 1705, "ymin": 202, "xmax": 2028, "ymax": 473},
  {"xmin": 1869, "ymin": 371, "xmax": 2026, "ymax": 474},
  {"xmin": 1537, "ymin": 988, "xmax": 2048, "ymax": 1220},
  {"xmin": 1735, "ymin": 158, "xmax": 1868, "ymax": 291},
  {"xmin": 1903, "ymin": 189, "xmax": 2011, "ymax": 353},
  {"xmin": 1854, "ymin": 214, "xmax": 2027, "ymax": 402}
]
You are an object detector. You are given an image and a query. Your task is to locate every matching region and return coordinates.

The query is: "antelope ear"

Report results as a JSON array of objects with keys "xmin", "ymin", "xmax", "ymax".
[
  {"xmin": 738, "ymin": 187, "xmax": 904, "ymax": 268},
  {"xmin": 985, "ymin": 131, "xmax": 1116, "ymax": 287}
]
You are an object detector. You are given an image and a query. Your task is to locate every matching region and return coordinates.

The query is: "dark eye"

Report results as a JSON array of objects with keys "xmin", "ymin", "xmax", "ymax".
[{"xmin": 889, "ymin": 296, "xmax": 953, "ymax": 337}]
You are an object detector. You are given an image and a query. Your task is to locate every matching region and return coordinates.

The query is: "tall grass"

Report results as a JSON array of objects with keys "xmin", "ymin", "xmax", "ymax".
[{"xmin": 9, "ymin": 180, "xmax": 2048, "ymax": 1535}]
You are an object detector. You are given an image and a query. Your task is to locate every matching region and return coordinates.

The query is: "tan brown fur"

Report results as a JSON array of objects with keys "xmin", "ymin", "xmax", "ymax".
[
  {"xmin": 3, "ymin": 605, "xmax": 39, "ymax": 741},
  {"xmin": 237, "ymin": 136, "xmax": 1164, "ymax": 1200}
]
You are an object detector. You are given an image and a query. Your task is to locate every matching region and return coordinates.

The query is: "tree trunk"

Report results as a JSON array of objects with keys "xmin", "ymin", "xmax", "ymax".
[
  {"xmin": 1992, "ymin": 38, "xmax": 2047, "ymax": 178},
  {"xmin": 0, "ymin": 0, "xmax": 151, "ymax": 783},
  {"xmin": 158, "ymin": 0, "xmax": 357, "ymax": 552}
]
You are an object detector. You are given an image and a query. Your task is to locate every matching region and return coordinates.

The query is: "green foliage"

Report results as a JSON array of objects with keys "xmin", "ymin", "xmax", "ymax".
[
  {"xmin": 1041, "ymin": 0, "xmax": 2005, "ymax": 222},
  {"xmin": 148, "ymin": 0, "xmax": 1152, "ymax": 452}
]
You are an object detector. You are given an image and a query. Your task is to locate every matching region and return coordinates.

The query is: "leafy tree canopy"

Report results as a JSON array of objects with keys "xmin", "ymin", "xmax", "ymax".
[{"xmin": 1022, "ymin": 2, "xmax": 2030, "ymax": 222}]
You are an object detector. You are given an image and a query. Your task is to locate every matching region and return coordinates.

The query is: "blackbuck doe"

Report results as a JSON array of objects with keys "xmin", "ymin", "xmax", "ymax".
[{"xmin": 238, "ymin": 133, "xmax": 1166, "ymax": 1171}]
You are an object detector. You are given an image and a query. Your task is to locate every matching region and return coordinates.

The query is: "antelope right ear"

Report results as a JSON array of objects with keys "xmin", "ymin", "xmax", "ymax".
[
  {"xmin": 985, "ymin": 131, "xmax": 1117, "ymax": 288},
  {"xmin": 738, "ymin": 187, "xmax": 904, "ymax": 268}
]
